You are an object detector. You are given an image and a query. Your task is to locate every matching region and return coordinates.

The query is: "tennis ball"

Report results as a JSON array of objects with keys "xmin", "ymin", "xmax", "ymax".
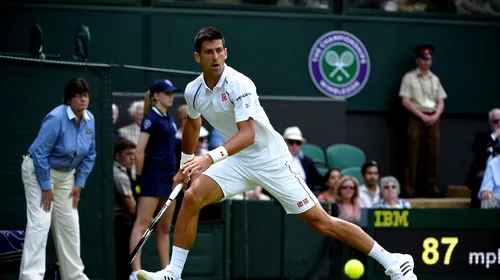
[
  {"xmin": 135, "ymin": 185, "xmax": 141, "ymax": 195},
  {"xmin": 344, "ymin": 259, "xmax": 364, "ymax": 279}
]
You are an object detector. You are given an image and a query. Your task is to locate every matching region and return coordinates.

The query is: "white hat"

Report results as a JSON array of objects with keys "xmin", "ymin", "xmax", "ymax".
[
  {"xmin": 282, "ymin": 126, "xmax": 306, "ymax": 142},
  {"xmin": 199, "ymin": 126, "xmax": 209, "ymax": 138}
]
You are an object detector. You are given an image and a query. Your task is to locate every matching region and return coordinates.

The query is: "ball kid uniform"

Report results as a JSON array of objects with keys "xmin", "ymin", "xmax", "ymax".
[
  {"xmin": 184, "ymin": 64, "xmax": 319, "ymax": 214},
  {"xmin": 139, "ymin": 106, "xmax": 177, "ymax": 198}
]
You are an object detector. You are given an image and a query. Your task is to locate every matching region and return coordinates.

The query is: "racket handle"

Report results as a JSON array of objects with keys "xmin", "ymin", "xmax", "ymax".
[{"xmin": 170, "ymin": 183, "xmax": 183, "ymax": 200}]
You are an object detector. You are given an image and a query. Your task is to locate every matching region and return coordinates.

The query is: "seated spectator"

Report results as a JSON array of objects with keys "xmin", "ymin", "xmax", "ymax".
[
  {"xmin": 478, "ymin": 154, "xmax": 500, "ymax": 207},
  {"xmin": 283, "ymin": 126, "xmax": 323, "ymax": 195},
  {"xmin": 336, "ymin": 176, "xmax": 363, "ymax": 225},
  {"xmin": 119, "ymin": 100, "xmax": 144, "ymax": 144},
  {"xmin": 195, "ymin": 126, "xmax": 210, "ymax": 156},
  {"xmin": 113, "ymin": 139, "xmax": 137, "ymax": 280},
  {"xmin": 358, "ymin": 160, "xmax": 381, "ymax": 208},
  {"xmin": 112, "ymin": 103, "xmax": 123, "ymax": 144},
  {"xmin": 375, "ymin": 176, "xmax": 411, "ymax": 209},
  {"xmin": 317, "ymin": 169, "xmax": 341, "ymax": 203},
  {"xmin": 465, "ymin": 108, "xmax": 500, "ymax": 208}
]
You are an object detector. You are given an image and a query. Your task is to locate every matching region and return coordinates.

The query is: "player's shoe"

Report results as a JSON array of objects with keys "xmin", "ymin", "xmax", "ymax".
[
  {"xmin": 137, "ymin": 266, "xmax": 179, "ymax": 280},
  {"xmin": 385, "ymin": 253, "xmax": 417, "ymax": 280}
]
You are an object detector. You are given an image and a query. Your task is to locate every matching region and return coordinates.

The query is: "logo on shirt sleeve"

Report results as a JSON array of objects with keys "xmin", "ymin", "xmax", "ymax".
[
  {"xmin": 143, "ymin": 119, "xmax": 152, "ymax": 130},
  {"xmin": 236, "ymin": 92, "xmax": 252, "ymax": 102}
]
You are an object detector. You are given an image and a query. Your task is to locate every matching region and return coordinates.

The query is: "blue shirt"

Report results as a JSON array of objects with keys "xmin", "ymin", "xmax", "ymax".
[
  {"xmin": 141, "ymin": 106, "xmax": 177, "ymax": 177},
  {"xmin": 28, "ymin": 105, "xmax": 96, "ymax": 191},
  {"xmin": 478, "ymin": 155, "xmax": 500, "ymax": 199}
]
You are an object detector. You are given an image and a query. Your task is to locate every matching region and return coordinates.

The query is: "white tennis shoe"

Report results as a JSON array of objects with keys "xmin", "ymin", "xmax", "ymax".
[
  {"xmin": 137, "ymin": 266, "xmax": 179, "ymax": 280},
  {"xmin": 385, "ymin": 254, "xmax": 418, "ymax": 280}
]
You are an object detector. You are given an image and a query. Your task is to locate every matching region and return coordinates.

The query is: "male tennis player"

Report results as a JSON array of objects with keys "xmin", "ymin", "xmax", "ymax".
[{"xmin": 137, "ymin": 27, "xmax": 417, "ymax": 280}]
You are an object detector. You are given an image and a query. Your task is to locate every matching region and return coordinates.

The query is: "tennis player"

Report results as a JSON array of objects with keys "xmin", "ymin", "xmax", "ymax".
[
  {"xmin": 129, "ymin": 79, "xmax": 180, "ymax": 280},
  {"xmin": 138, "ymin": 27, "xmax": 417, "ymax": 280}
]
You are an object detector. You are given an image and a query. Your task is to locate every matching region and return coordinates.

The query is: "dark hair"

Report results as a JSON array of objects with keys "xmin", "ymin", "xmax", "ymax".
[
  {"xmin": 323, "ymin": 168, "xmax": 341, "ymax": 183},
  {"xmin": 361, "ymin": 160, "xmax": 378, "ymax": 175},
  {"xmin": 194, "ymin": 27, "xmax": 225, "ymax": 54},
  {"xmin": 114, "ymin": 139, "xmax": 137, "ymax": 157},
  {"xmin": 64, "ymin": 78, "xmax": 90, "ymax": 105}
]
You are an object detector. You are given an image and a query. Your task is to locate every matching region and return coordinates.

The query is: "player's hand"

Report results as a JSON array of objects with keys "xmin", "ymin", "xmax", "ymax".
[
  {"xmin": 40, "ymin": 189, "xmax": 54, "ymax": 212},
  {"xmin": 480, "ymin": 190, "xmax": 493, "ymax": 200},
  {"xmin": 181, "ymin": 155, "xmax": 213, "ymax": 181},
  {"xmin": 173, "ymin": 170, "xmax": 190, "ymax": 191},
  {"xmin": 69, "ymin": 186, "xmax": 82, "ymax": 209}
]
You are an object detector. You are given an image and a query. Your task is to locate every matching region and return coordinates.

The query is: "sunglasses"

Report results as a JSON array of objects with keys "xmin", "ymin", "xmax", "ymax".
[
  {"xmin": 492, "ymin": 119, "xmax": 500, "ymax": 124},
  {"xmin": 383, "ymin": 185, "xmax": 397, "ymax": 190},
  {"xmin": 341, "ymin": 185, "xmax": 355, "ymax": 190},
  {"xmin": 286, "ymin": 140, "xmax": 303, "ymax": 146}
]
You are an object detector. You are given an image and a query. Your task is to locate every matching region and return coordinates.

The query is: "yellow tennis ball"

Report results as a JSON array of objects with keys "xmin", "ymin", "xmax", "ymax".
[
  {"xmin": 344, "ymin": 259, "xmax": 364, "ymax": 280},
  {"xmin": 135, "ymin": 185, "xmax": 141, "ymax": 194}
]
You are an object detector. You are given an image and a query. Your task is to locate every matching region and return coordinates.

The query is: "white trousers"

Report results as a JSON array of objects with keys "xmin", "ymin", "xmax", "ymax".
[{"xmin": 19, "ymin": 156, "xmax": 88, "ymax": 280}]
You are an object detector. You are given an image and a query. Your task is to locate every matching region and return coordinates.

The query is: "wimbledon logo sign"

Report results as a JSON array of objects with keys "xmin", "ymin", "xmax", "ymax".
[{"xmin": 308, "ymin": 31, "xmax": 370, "ymax": 99}]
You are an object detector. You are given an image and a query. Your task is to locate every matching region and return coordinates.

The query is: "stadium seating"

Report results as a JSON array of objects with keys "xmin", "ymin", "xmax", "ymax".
[
  {"xmin": 326, "ymin": 144, "xmax": 366, "ymax": 171},
  {"xmin": 340, "ymin": 166, "xmax": 364, "ymax": 185},
  {"xmin": 302, "ymin": 143, "xmax": 326, "ymax": 168}
]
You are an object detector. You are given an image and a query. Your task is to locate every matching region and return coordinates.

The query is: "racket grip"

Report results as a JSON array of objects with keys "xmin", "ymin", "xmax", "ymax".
[{"xmin": 170, "ymin": 183, "xmax": 183, "ymax": 200}]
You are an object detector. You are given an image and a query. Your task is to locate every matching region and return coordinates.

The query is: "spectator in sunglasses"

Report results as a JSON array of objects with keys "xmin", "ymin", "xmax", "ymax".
[
  {"xmin": 465, "ymin": 108, "xmax": 500, "ymax": 208},
  {"xmin": 375, "ymin": 176, "xmax": 411, "ymax": 209},
  {"xmin": 335, "ymin": 176, "xmax": 363, "ymax": 225},
  {"xmin": 282, "ymin": 126, "xmax": 323, "ymax": 196}
]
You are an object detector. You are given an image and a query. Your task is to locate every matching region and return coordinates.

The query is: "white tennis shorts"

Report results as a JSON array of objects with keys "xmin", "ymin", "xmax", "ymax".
[{"xmin": 203, "ymin": 156, "xmax": 319, "ymax": 214}]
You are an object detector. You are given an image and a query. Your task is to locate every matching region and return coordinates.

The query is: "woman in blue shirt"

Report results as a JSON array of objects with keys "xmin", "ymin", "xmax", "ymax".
[
  {"xmin": 129, "ymin": 79, "xmax": 180, "ymax": 279},
  {"xmin": 20, "ymin": 78, "xmax": 96, "ymax": 280}
]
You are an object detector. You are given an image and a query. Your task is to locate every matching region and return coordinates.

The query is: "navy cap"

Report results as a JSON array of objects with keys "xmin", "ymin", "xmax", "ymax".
[
  {"xmin": 149, "ymin": 79, "xmax": 181, "ymax": 95},
  {"xmin": 412, "ymin": 44, "xmax": 435, "ymax": 60}
]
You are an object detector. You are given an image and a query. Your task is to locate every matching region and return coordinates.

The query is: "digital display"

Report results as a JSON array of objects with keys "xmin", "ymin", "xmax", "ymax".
[{"xmin": 374, "ymin": 229, "xmax": 500, "ymax": 274}]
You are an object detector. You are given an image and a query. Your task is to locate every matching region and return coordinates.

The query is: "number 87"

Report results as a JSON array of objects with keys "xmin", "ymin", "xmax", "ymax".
[{"xmin": 422, "ymin": 237, "xmax": 459, "ymax": 265}]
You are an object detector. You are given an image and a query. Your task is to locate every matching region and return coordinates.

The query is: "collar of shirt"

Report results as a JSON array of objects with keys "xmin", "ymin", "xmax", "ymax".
[
  {"xmin": 66, "ymin": 105, "xmax": 90, "ymax": 121},
  {"xmin": 202, "ymin": 63, "xmax": 229, "ymax": 92},
  {"xmin": 360, "ymin": 184, "xmax": 380, "ymax": 198},
  {"xmin": 114, "ymin": 160, "xmax": 128, "ymax": 173},
  {"xmin": 152, "ymin": 106, "xmax": 167, "ymax": 117},
  {"xmin": 416, "ymin": 68, "xmax": 434, "ymax": 79}
]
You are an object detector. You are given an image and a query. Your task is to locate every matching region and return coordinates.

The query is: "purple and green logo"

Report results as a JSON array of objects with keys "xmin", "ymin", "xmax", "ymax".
[{"xmin": 308, "ymin": 31, "xmax": 370, "ymax": 99}]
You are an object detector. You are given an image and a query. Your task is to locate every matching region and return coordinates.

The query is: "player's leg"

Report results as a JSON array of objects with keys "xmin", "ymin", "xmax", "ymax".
[
  {"xmin": 255, "ymin": 161, "xmax": 417, "ymax": 280},
  {"xmin": 137, "ymin": 157, "xmax": 254, "ymax": 280},
  {"xmin": 130, "ymin": 196, "xmax": 160, "ymax": 273},
  {"xmin": 155, "ymin": 199, "xmax": 176, "ymax": 268}
]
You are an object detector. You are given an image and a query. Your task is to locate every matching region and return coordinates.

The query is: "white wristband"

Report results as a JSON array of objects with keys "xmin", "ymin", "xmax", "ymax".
[
  {"xmin": 180, "ymin": 152, "xmax": 194, "ymax": 167},
  {"xmin": 208, "ymin": 146, "xmax": 228, "ymax": 164}
]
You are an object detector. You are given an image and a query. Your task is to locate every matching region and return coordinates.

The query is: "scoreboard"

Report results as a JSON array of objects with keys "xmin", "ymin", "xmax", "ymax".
[{"xmin": 366, "ymin": 209, "xmax": 500, "ymax": 280}]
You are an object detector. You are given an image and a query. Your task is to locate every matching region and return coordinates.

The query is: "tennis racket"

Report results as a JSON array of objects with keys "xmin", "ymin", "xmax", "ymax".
[{"xmin": 128, "ymin": 183, "xmax": 183, "ymax": 264}]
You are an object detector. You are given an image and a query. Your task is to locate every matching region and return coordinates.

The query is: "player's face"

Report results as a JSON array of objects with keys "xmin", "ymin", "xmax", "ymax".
[
  {"xmin": 326, "ymin": 170, "xmax": 341, "ymax": 190},
  {"xmin": 417, "ymin": 58, "xmax": 432, "ymax": 71},
  {"xmin": 119, "ymin": 148, "xmax": 136, "ymax": 169},
  {"xmin": 69, "ymin": 92, "xmax": 89, "ymax": 114},
  {"xmin": 156, "ymin": 92, "xmax": 174, "ymax": 108},
  {"xmin": 362, "ymin": 166, "xmax": 379, "ymax": 186},
  {"xmin": 195, "ymin": 39, "xmax": 227, "ymax": 77}
]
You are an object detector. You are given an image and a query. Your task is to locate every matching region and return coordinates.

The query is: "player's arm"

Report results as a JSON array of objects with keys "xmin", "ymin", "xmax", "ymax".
[
  {"xmin": 182, "ymin": 116, "xmax": 202, "ymax": 155},
  {"xmin": 220, "ymin": 118, "xmax": 255, "ymax": 157}
]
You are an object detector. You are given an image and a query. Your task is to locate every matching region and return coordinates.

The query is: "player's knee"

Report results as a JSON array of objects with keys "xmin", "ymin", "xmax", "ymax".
[
  {"xmin": 133, "ymin": 216, "xmax": 152, "ymax": 231},
  {"xmin": 182, "ymin": 187, "xmax": 204, "ymax": 209}
]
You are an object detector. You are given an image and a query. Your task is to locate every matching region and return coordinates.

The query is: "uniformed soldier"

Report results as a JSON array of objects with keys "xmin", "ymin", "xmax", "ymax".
[{"xmin": 399, "ymin": 44, "xmax": 447, "ymax": 198}]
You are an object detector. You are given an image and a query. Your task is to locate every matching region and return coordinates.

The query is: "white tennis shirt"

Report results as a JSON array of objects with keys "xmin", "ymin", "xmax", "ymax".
[{"xmin": 184, "ymin": 64, "xmax": 291, "ymax": 168}]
